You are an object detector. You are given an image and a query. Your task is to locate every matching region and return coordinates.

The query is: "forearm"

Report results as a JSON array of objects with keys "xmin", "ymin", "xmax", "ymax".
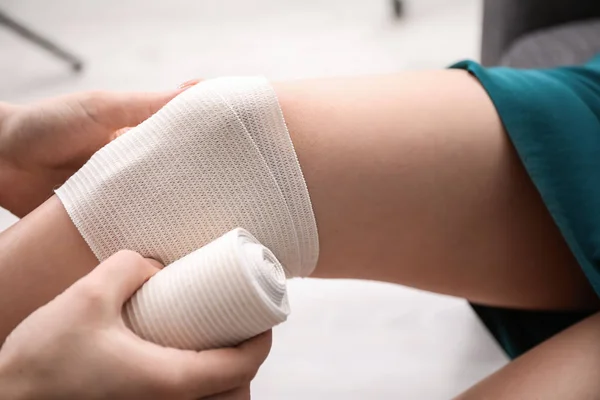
[{"xmin": 0, "ymin": 196, "xmax": 97, "ymax": 341}]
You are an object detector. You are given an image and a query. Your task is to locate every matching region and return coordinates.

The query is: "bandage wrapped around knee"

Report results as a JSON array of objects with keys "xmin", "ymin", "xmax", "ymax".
[
  {"xmin": 56, "ymin": 77, "xmax": 318, "ymax": 349},
  {"xmin": 123, "ymin": 228, "xmax": 289, "ymax": 351}
]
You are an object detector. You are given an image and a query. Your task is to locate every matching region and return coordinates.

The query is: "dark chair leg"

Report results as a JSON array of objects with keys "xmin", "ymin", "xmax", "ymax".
[
  {"xmin": 393, "ymin": 0, "xmax": 404, "ymax": 18},
  {"xmin": 0, "ymin": 10, "xmax": 83, "ymax": 72}
]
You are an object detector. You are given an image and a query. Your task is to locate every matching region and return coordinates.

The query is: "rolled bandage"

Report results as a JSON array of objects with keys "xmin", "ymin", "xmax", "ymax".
[
  {"xmin": 123, "ymin": 228, "xmax": 288, "ymax": 350},
  {"xmin": 56, "ymin": 76, "xmax": 318, "ymax": 278}
]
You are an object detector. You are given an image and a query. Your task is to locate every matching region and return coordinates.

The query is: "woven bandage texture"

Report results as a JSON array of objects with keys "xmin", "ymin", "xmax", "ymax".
[
  {"xmin": 56, "ymin": 76, "xmax": 318, "ymax": 278},
  {"xmin": 123, "ymin": 228, "xmax": 289, "ymax": 350}
]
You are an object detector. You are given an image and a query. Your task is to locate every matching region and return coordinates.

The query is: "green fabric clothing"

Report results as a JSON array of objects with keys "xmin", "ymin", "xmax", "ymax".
[{"xmin": 450, "ymin": 56, "xmax": 600, "ymax": 359}]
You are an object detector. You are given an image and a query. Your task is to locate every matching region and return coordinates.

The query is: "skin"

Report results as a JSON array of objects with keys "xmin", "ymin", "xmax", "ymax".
[
  {"xmin": 0, "ymin": 72, "xmax": 598, "ymax": 397},
  {"xmin": 0, "ymin": 81, "xmax": 199, "ymax": 217},
  {"xmin": 0, "ymin": 87, "xmax": 194, "ymax": 340},
  {"xmin": 0, "ymin": 196, "xmax": 101, "ymax": 341},
  {"xmin": 454, "ymin": 312, "xmax": 600, "ymax": 400},
  {"xmin": 0, "ymin": 83, "xmax": 270, "ymax": 400},
  {"xmin": 0, "ymin": 250, "xmax": 270, "ymax": 399},
  {"xmin": 273, "ymin": 72, "xmax": 598, "ymax": 310}
]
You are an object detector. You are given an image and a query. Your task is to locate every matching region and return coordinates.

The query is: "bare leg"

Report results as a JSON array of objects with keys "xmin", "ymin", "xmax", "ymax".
[
  {"xmin": 0, "ymin": 71, "xmax": 597, "ymax": 343},
  {"xmin": 275, "ymin": 71, "xmax": 597, "ymax": 310},
  {"xmin": 455, "ymin": 312, "xmax": 600, "ymax": 399}
]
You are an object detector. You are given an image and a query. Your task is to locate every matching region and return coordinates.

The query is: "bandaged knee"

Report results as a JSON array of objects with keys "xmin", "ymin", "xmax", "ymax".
[{"xmin": 56, "ymin": 77, "xmax": 318, "ymax": 349}]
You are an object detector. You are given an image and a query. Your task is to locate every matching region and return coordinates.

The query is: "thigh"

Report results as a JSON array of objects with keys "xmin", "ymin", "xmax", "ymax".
[
  {"xmin": 455, "ymin": 312, "xmax": 600, "ymax": 399},
  {"xmin": 276, "ymin": 71, "xmax": 597, "ymax": 310}
]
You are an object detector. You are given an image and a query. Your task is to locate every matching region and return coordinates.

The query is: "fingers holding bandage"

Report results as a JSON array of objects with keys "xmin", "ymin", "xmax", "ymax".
[
  {"xmin": 0, "ymin": 248, "xmax": 272, "ymax": 399},
  {"xmin": 123, "ymin": 228, "xmax": 289, "ymax": 351},
  {"xmin": 55, "ymin": 77, "xmax": 315, "ymax": 353}
]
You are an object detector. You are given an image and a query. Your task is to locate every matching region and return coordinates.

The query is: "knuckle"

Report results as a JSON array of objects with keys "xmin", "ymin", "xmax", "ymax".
[
  {"xmin": 76, "ymin": 281, "xmax": 107, "ymax": 307},
  {"xmin": 84, "ymin": 90, "xmax": 107, "ymax": 103},
  {"xmin": 236, "ymin": 364, "xmax": 259, "ymax": 385},
  {"xmin": 77, "ymin": 91, "xmax": 105, "ymax": 121}
]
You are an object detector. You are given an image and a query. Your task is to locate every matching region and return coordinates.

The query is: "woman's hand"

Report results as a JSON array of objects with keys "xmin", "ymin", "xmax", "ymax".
[
  {"xmin": 0, "ymin": 250, "xmax": 271, "ymax": 400},
  {"xmin": 0, "ymin": 83, "xmax": 198, "ymax": 217}
]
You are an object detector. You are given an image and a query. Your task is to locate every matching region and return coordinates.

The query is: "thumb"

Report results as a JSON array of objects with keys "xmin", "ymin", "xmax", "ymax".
[
  {"xmin": 99, "ymin": 80, "xmax": 202, "ymax": 130},
  {"xmin": 176, "ymin": 331, "xmax": 272, "ymax": 398},
  {"xmin": 98, "ymin": 90, "xmax": 183, "ymax": 130},
  {"xmin": 83, "ymin": 250, "xmax": 163, "ymax": 308}
]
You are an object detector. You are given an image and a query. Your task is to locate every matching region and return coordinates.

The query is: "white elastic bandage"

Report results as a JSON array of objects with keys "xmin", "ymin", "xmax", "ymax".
[
  {"xmin": 123, "ymin": 228, "xmax": 288, "ymax": 350},
  {"xmin": 56, "ymin": 76, "xmax": 318, "ymax": 278}
]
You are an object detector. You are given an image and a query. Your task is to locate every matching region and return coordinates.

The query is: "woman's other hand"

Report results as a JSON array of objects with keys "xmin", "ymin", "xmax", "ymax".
[{"xmin": 0, "ymin": 82, "xmax": 199, "ymax": 217}]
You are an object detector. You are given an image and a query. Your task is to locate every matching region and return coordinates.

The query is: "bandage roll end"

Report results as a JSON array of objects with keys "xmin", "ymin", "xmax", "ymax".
[{"xmin": 123, "ymin": 228, "xmax": 289, "ymax": 351}]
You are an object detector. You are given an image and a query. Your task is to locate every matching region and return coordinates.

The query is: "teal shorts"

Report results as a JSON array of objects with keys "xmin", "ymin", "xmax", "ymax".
[{"xmin": 451, "ymin": 56, "xmax": 600, "ymax": 359}]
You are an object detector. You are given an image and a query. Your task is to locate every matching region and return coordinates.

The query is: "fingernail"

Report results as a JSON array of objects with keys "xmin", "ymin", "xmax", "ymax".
[
  {"xmin": 113, "ymin": 127, "xmax": 132, "ymax": 138},
  {"xmin": 177, "ymin": 79, "xmax": 200, "ymax": 90}
]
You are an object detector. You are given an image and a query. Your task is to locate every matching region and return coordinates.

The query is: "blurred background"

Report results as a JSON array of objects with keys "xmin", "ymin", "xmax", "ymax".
[
  {"xmin": 0, "ymin": 0, "xmax": 510, "ymax": 399},
  {"xmin": 1, "ymin": 0, "xmax": 481, "ymax": 101}
]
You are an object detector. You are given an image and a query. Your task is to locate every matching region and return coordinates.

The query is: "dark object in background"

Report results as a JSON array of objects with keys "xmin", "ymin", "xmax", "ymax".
[
  {"xmin": 392, "ymin": 0, "xmax": 403, "ymax": 19},
  {"xmin": 482, "ymin": 0, "xmax": 600, "ymax": 68},
  {"xmin": 0, "ymin": 9, "xmax": 83, "ymax": 72}
]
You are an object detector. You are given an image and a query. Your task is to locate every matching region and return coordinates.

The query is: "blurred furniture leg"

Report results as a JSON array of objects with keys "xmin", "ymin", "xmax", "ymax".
[
  {"xmin": 482, "ymin": 0, "xmax": 600, "ymax": 67},
  {"xmin": 0, "ymin": 9, "xmax": 83, "ymax": 72},
  {"xmin": 393, "ymin": 0, "xmax": 404, "ymax": 18}
]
